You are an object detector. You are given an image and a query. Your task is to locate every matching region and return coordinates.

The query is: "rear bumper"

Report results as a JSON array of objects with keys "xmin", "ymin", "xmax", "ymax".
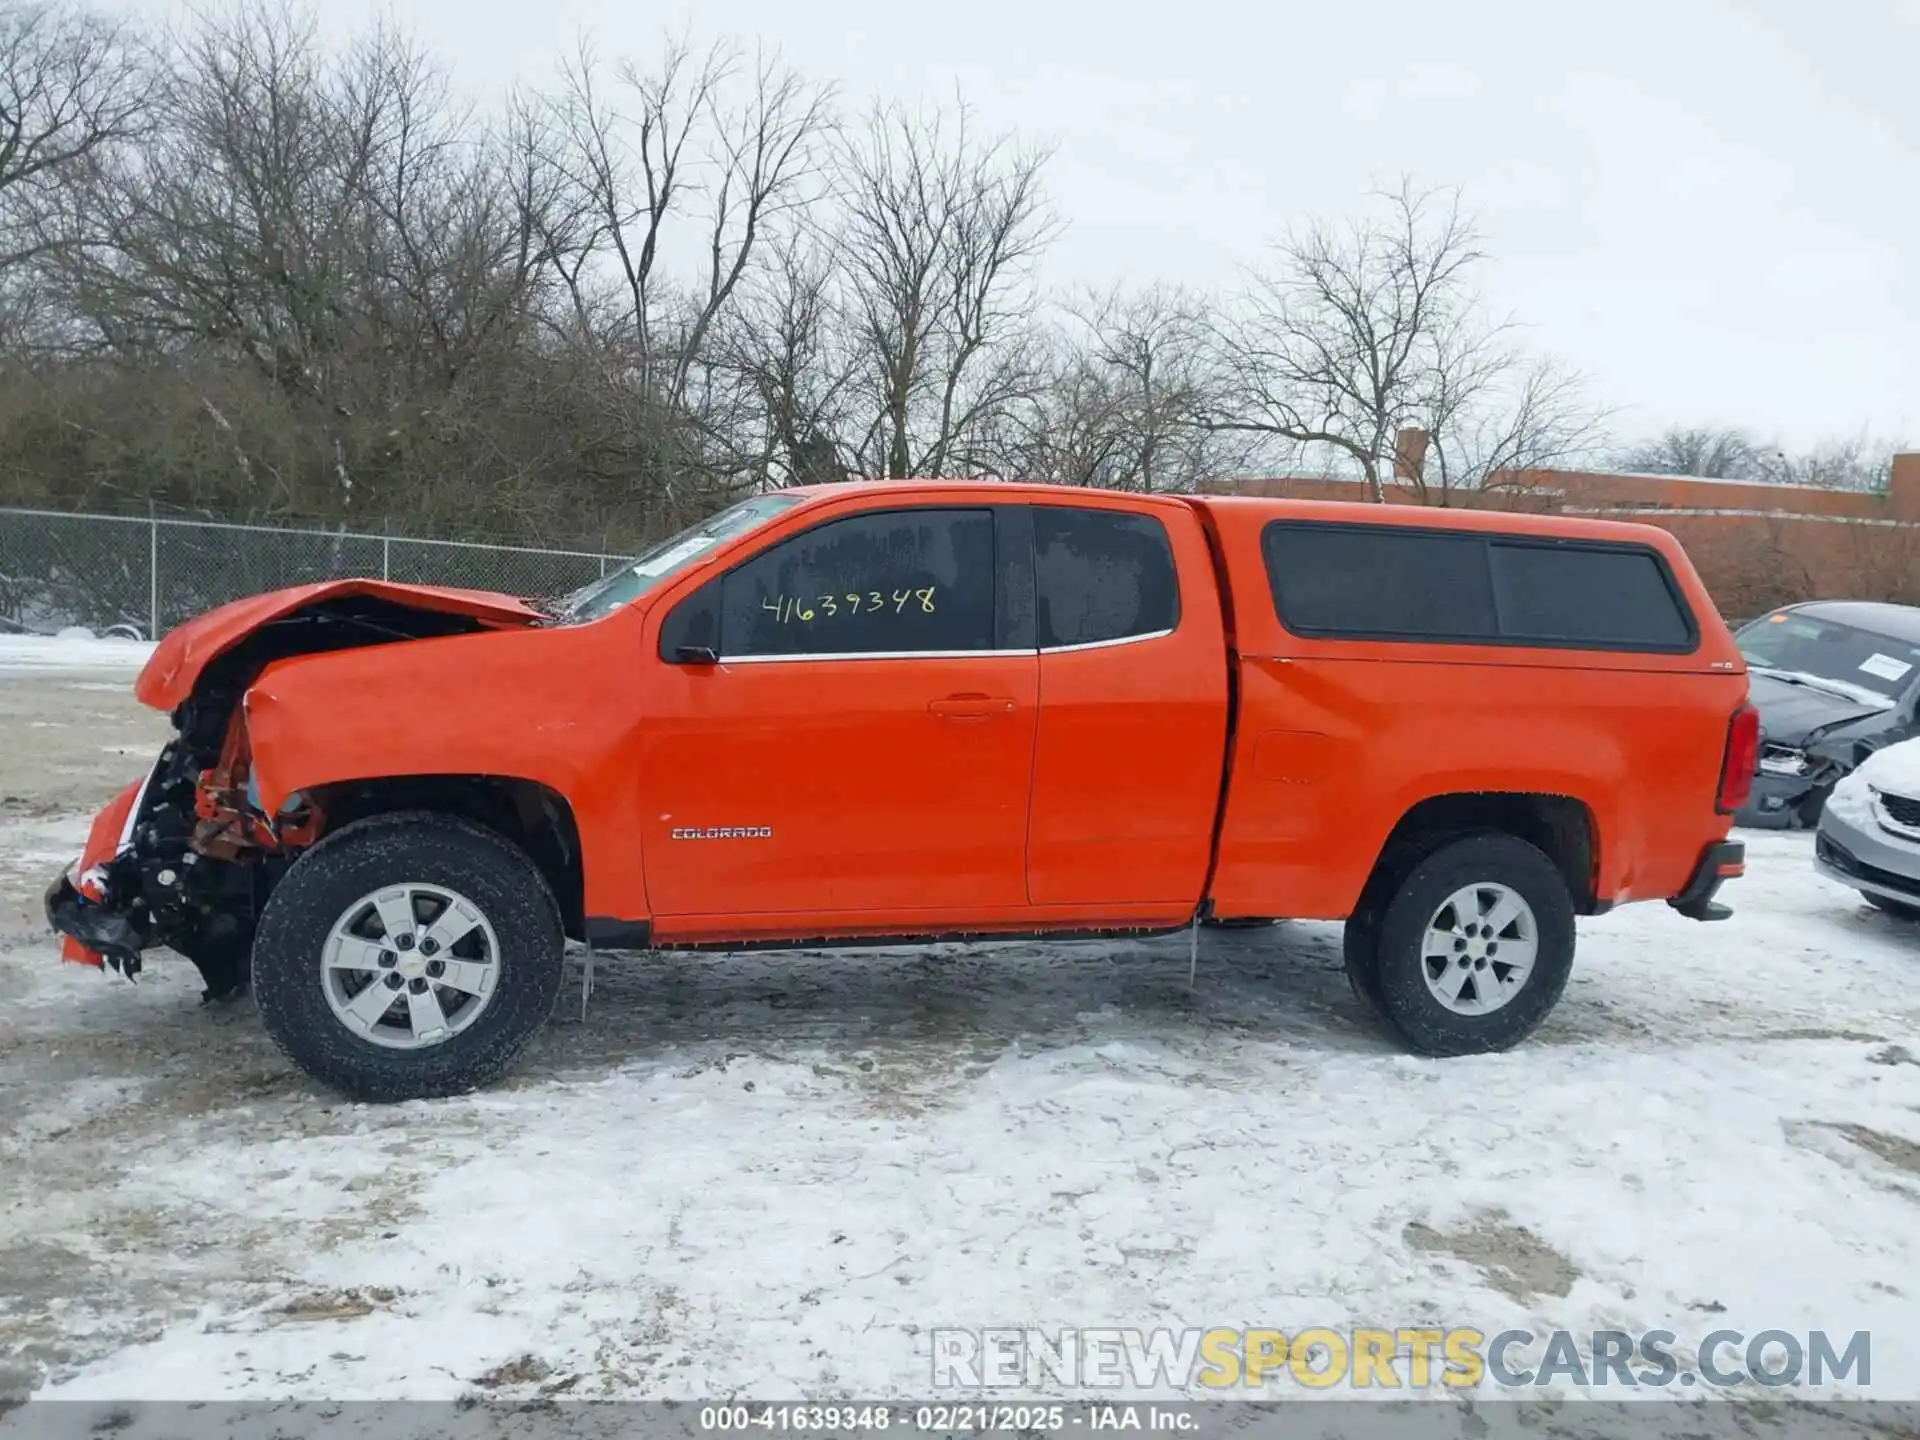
[{"xmin": 1667, "ymin": 839, "xmax": 1745, "ymax": 921}]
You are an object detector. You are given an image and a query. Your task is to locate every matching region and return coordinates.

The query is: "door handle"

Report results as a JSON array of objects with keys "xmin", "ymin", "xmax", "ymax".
[{"xmin": 928, "ymin": 693, "xmax": 1016, "ymax": 719}]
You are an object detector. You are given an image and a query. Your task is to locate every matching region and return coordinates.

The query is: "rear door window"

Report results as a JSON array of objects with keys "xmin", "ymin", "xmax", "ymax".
[
  {"xmin": 719, "ymin": 508, "xmax": 996, "ymax": 658},
  {"xmin": 1033, "ymin": 507, "xmax": 1179, "ymax": 649}
]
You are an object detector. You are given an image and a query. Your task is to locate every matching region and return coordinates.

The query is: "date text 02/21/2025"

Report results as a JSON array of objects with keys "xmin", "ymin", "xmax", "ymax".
[{"xmin": 697, "ymin": 1404, "xmax": 1197, "ymax": 1433}]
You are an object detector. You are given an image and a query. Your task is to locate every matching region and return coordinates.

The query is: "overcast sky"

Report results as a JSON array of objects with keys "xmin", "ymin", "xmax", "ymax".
[{"xmin": 130, "ymin": 0, "xmax": 1919, "ymax": 452}]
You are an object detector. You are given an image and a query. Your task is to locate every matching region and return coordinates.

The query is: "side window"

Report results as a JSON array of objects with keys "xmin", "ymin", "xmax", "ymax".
[
  {"xmin": 658, "ymin": 576, "xmax": 720, "ymax": 659},
  {"xmin": 1259, "ymin": 521, "xmax": 1698, "ymax": 653},
  {"xmin": 1033, "ymin": 507, "xmax": 1179, "ymax": 649},
  {"xmin": 1262, "ymin": 524, "xmax": 1497, "ymax": 641},
  {"xmin": 1489, "ymin": 542, "xmax": 1695, "ymax": 650},
  {"xmin": 719, "ymin": 508, "xmax": 996, "ymax": 658}
]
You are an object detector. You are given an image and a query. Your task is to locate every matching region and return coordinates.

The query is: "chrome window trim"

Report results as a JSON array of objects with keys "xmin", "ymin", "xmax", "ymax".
[
  {"xmin": 722, "ymin": 648, "xmax": 1036, "ymax": 664},
  {"xmin": 1039, "ymin": 627, "xmax": 1175, "ymax": 655},
  {"xmin": 717, "ymin": 626, "xmax": 1178, "ymax": 663}
]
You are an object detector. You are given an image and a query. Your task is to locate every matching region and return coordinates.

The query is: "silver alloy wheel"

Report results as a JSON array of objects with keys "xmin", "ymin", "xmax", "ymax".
[
  {"xmin": 321, "ymin": 883, "xmax": 501, "ymax": 1050},
  {"xmin": 1420, "ymin": 882, "xmax": 1539, "ymax": 1017}
]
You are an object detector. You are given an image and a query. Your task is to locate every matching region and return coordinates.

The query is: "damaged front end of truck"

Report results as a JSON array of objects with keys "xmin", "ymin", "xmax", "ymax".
[{"xmin": 45, "ymin": 581, "xmax": 541, "ymax": 999}]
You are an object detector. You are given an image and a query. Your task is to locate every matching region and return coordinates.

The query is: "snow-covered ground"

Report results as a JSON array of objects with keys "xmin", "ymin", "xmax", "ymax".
[
  {"xmin": 0, "ymin": 632, "xmax": 155, "ymax": 671},
  {"xmin": 1, "ymin": 658, "xmax": 1918, "ymax": 1432}
]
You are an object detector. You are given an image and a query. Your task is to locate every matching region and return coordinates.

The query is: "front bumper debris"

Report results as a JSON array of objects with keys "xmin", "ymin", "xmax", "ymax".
[
  {"xmin": 1733, "ymin": 773, "xmax": 1825, "ymax": 830},
  {"xmin": 44, "ymin": 771, "xmax": 153, "ymax": 974},
  {"xmin": 45, "ymin": 869, "xmax": 148, "ymax": 973},
  {"xmin": 1667, "ymin": 840, "xmax": 1745, "ymax": 922}
]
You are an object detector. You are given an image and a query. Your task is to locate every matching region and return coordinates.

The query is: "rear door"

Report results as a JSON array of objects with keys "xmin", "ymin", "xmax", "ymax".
[
  {"xmin": 640, "ymin": 505, "xmax": 1040, "ymax": 925},
  {"xmin": 1023, "ymin": 501, "xmax": 1230, "ymax": 907}
]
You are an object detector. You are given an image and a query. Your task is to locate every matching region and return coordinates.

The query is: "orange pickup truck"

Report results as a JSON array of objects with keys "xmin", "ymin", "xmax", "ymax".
[{"xmin": 47, "ymin": 482, "xmax": 1757, "ymax": 1099}]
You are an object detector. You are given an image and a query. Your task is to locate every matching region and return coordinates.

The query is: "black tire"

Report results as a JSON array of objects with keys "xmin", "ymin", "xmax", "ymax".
[
  {"xmin": 1863, "ymin": 892, "xmax": 1920, "ymax": 922},
  {"xmin": 1365, "ymin": 832, "xmax": 1576, "ymax": 1057},
  {"xmin": 1343, "ymin": 837, "xmax": 1421, "ymax": 1014},
  {"xmin": 1342, "ymin": 903, "xmax": 1384, "ymax": 1011},
  {"xmin": 253, "ymin": 812, "xmax": 565, "ymax": 1101}
]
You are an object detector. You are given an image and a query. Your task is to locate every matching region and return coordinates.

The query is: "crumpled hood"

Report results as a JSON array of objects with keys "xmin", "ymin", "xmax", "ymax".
[
  {"xmin": 1748, "ymin": 671, "xmax": 1889, "ymax": 748},
  {"xmin": 135, "ymin": 580, "xmax": 542, "ymax": 711}
]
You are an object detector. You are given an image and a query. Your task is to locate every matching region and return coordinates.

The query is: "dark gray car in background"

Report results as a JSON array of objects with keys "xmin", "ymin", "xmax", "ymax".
[{"xmin": 1733, "ymin": 600, "xmax": 1920, "ymax": 828}]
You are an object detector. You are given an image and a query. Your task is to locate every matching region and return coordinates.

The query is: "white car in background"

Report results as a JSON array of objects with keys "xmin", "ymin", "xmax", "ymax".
[{"xmin": 1816, "ymin": 736, "xmax": 1920, "ymax": 920}]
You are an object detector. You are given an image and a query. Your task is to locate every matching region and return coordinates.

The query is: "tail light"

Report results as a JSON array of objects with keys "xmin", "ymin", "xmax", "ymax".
[{"xmin": 1716, "ymin": 702, "xmax": 1760, "ymax": 814}]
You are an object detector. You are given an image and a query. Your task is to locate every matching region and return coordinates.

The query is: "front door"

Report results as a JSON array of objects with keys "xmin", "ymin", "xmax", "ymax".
[{"xmin": 640, "ymin": 506, "xmax": 1038, "ymax": 926}]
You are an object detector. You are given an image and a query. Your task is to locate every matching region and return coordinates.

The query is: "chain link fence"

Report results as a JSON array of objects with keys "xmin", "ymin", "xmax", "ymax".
[{"xmin": 0, "ymin": 507, "xmax": 630, "ymax": 639}]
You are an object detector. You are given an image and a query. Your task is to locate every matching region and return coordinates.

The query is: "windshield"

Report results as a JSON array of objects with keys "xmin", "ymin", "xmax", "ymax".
[
  {"xmin": 556, "ymin": 494, "xmax": 802, "ymax": 623},
  {"xmin": 1736, "ymin": 610, "xmax": 1920, "ymax": 702}
]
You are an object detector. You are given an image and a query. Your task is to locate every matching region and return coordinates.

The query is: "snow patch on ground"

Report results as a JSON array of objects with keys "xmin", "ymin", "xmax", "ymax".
[
  {"xmin": 4, "ymin": 830, "xmax": 1918, "ymax": 1409},
  {"xmin": 0, "ymin": 634, "xmax": 156, "ymax": 671}
]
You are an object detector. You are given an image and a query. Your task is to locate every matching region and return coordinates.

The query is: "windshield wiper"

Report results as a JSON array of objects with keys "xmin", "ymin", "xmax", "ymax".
[
  {"xmin": 523, "ymin": 593, "xmax": 573, "ymax": 625},
  {"xmin": 1747, "ymin": 665, "xmax": 1895, "ymax": 709}
]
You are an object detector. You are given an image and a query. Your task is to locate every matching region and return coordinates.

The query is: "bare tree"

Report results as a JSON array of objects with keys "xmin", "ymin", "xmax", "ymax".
[
  {"xmin": 1078, "ymin": 285, "xmax": 1219, "ymax": 491},
  {"xmin": 1425, "ymin": 352, "xmax": 1605, "ymax": 504},
  {"xmin": 539, "ymin": 35, "xmax": 715, "ymax": 387},
  {"xmin": 526, "ymin": 33, "xmax": 833, "ymax": 516},
  {"xmin": 1206, "ymin": 181, "xmax": 1599, "ymax": 502},
  {"xmin": 55, "ymin": 4, "xmax": 368, "ymax": 388},
  {"xmin": 1615, "ymin": 426, "xmax": 1758, "ymax": 479},
  {"xmin": 988, "ymin": 284, "xmax": 1256, "ymax": 490},
  {"xmin": 723, "ymin": 236, "xmax": 853, "ymax": 485},
  {"xmin": 982, "ymin": 324, "xmax": 1130, "ymax": 486},
  {"xmin": 534, "ymin": 37, "xmax": 830, "ymax": 384},
  {"xmin": 1615, "ymin": 426, "xmax": 1907, "ymax": 492},
  {"xmin": 836, "ymin": 100, "xmax": 1054, "ymax": 479},
  {"xmin": 0, "ymin": 0, "xmax": 148, "ymax": 273},
  {"xmin": 1750, "ymin": 432, "xmax": 1904, "ymax": 493},
  {"xmin": 28, "ymin": 5, "xmax": 602, "ymax": 527},
  {"xmin": 677, "ymin": 48, "xmax": 832, "ymax": 403},
  {"xmin": 20, "ymin": 9, "xmax": 1834, "ymax": 570}
]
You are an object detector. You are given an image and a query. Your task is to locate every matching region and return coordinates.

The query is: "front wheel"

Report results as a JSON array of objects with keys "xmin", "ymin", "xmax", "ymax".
[
  {"xmin": 1360, "ymin": 833, "xmax": 1576, "ymax": 1056},
  {"xmin": 253, "ymin": 813, "xmax": 566, "ymax": 1101}
]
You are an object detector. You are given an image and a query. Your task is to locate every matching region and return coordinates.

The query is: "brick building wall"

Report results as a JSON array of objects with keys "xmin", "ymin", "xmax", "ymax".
[{"xmin": 1214, "ymin": 452, "xmax": 1920, "ymax": 620}]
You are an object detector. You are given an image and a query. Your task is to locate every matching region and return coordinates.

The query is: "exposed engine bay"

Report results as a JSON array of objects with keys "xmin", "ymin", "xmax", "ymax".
[{"xmin": 46, "ymin": 595, "xmax": 508, "ymax": 999}]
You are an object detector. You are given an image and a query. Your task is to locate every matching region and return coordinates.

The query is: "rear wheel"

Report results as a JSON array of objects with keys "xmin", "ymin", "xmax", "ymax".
[
  {"xmin": 253, "ymin": 813, "xmax": 565, "ymax": 1101},
  {"xmin": 1862, "ymin": 892, "xmax": 1920, "ymax": 922},
  {"xmin": 1361, "ymin": 833, "xmax": 1576, "ymax": 1056}
]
